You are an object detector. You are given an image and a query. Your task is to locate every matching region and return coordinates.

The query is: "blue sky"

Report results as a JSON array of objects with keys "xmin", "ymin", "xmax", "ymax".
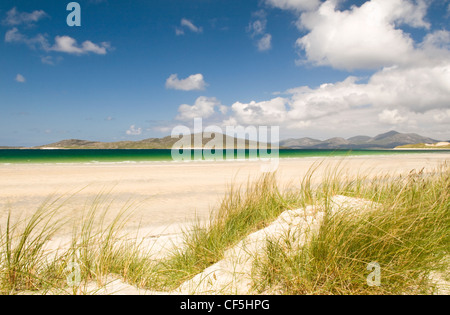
[{"xmin": 1, "ymin": 0, "xmax": 449, "ymax": 146}]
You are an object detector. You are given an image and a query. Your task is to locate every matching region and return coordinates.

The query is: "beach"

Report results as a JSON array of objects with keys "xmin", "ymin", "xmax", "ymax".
[
  {"xmin": 0, "ymin": 152, "xmax": 449, "ymax": 295},
  {"xmin": 1, "ymin": 153, "xmax": 449, "ymax": 236}
]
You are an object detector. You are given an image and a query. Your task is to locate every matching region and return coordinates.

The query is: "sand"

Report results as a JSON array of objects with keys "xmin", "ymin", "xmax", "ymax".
[
  {"xmin": 2, "ymin": 153, "xmax": 449, "ymax": 295},
  {"xmin": 0, "ymin": 153, "xmax": 449, "ymax": 238},
  {"xmin": 174, "ymin": 195, "xmax": 379, "ymax": 295}
]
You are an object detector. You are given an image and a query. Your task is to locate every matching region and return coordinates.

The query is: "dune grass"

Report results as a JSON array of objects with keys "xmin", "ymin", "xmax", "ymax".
[
  {"xmin": 144, "ymin": 173, "xmax": 304, "ymax": 290},
  {"xmin": 252, "ymin": 164, "xmax": 450, "ymax": 295},
  {"xmin": 0, "ymin": 161, "xmax": 448, "ymax": 295}
]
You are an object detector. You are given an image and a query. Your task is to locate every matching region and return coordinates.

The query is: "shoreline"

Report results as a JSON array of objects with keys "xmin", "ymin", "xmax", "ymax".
[{"xmin": 1, "ymin": 150, "xmax": 449, "ymax": 166}]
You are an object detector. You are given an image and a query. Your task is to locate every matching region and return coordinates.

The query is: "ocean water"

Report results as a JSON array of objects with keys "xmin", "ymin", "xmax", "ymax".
[{"xmin": 0, "ymin": 149, "xmax": 448, "ymax": 164}]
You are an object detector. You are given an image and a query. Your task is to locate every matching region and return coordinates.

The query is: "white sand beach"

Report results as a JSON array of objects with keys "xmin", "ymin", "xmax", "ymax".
[
  {"xmin": 1, "ymin": 153, "xmax": 449, "ymax": 295},
  {"xmin": 0, "ymin": 153, "xmax": 448, "ymax": 236}
]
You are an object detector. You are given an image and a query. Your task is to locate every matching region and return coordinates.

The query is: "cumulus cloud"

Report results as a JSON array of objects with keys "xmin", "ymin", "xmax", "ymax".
[
  {"xmin": 15, "ymin": 74, "xmax": 26, "ymax": 83},
  {"xmin": 296, "ymin": 0, "xmax": 431, "ymax": 70},
  {"xmin": 378, "ymin": 109, "xmax": 407, "ymax": 125},
  {"xmin": 213, "ymin": 0, "xmax": 447, "ymax": 138},
  {"xmin": 176, "ymin": 18, "xmax": 203, "ymax": 35},
  {"xmin": 5, "ymin": 29, "xmax": 111, "ymax": 55},
  {"xmin": 51, "ymin": 36, "xmax": 110, "ymax": 55},
  {"xmin": 166, "ymin": 73, "xmax": 207, "ymax": 91},
  {"xmin": 220, "ymin": 54, "xmax": 450, "ymax": 138},
  {"xmin": 165, "ymin": 0, "xmax": 450, "ymax": 139},
  {"xmin": 366, "ymin": 63, "xmax": 450, "ymax": 112},
  {"xmin": 176, "ymin": 96, "xmax": 226, "ymax": 121},
  {"xmin": 228, "ymin": 97, "xmax": 289, "ymax": 125},
  {"xmin": 3, "ymin": 7, "xmax": 48, "ymax": 26},
  {"xmin": 126, "ymin": 125, "xmax": 142, "ymax": 136},
  {"xmin": 432, "ymin": 109, "xmax": 450, "ymax": 124}
]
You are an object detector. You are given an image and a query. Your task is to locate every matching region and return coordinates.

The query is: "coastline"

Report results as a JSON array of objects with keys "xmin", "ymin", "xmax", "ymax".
[
  {"xmin": 1, "ymin": 148, "xmax": 449, "ymax": 165},
  {"xmin": 392, "ymin": 148, "xmax": 450, "ymax": 151}
]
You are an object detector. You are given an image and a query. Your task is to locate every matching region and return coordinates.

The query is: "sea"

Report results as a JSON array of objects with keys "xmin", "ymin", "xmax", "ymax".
[{"xmin": 0, "ymin": 149, "xmax": 449, "ymax": 164}]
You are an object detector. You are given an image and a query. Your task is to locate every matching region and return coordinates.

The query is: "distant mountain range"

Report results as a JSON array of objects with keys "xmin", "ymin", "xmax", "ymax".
[
  {"xmin": 279, "ymin": 131, "xmax": 440, "ymax": 149},
  {"xmin": 32, "ymin": 134, "xmax": 260, "ymax": 150},
  {"xmin": 0, "ymin": 130, "xmax": 446, "ymax": 150}
]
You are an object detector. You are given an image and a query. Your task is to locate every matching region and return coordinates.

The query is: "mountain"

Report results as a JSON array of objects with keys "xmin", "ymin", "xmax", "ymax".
[
  {"xmin": 279, "ymin": 131, "xmax": 441, "ymax": 149},
  {"xmin": 347, "ymin": 136, "xmax": 372, "ymax": 145},
  {"xmin": 278, "ymin": 137, "xmax": 322, "ymax": 149},
  {"xmin": 23, "ymin": 130, "xmax": 444, "ymax": 150},
  {"xmin": 35, "ymin": 134, "xmax": 262, "ymax": 150},
  {"xmin": 363, "ymin": 131, "xmax": 438, "ymax": 149},
  {"xmin": 316, "ymin": 137, "xmax": 350, "ymax": 149}
]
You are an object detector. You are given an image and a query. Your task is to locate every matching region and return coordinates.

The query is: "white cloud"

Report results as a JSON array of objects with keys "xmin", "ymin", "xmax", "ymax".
[
  {"xmin": 228, "ymin": 97, "xmax": 290, "ymax": 125},
  {"xmin": 265, "ymin": 0, "xmax": 321, "ymax": 11},
  {"xmin": 247, "ymin": 10, "xmax": 273, "ymax": 52},
  {"xmin": 40, "ymin": 55, "xmax": 63, "ymax": 65},
  {"xmin": 258, "ymin": 33, "xmax": 272, "ymax": 51},
  {"xmin": 176, "ymin": 18, "xmax": 203, "ymax": 35},
  {"xmin": 222, "ymin": 60, "xmax": 450, "ymax": 135},
  {"xmin": 181, "ymin": 18, "xmax": 202, "ymax": 33},
  {"xmin": 126, "ymin": 125, "xmax": 142, "ymax": 136},
  {"xmin": 378, "ymin": 109, "xmax": 407, "ymax": 125},
  {"xmin": 5, "ymin": 27, "xmax": 50, "ymax": 50},
  {"xmin": 5, "ymin": 29, "xmax": 110, "ymax": 56},
  {"xmin": 166, "ymin": 73, "xmax": 207, "ymax": 91},
  {"xmin": 3, "ymin": 7, "xmax": 48, "ymax": 26},
  {"xmin": 51, "ymin": 36, "xmax": 110, "ymax": 55},
  {"xmin": 176, "ymin": 96, "xmax": 224, "ymax": 121},
  {"xmin": 295, "ymin": 0, "xmax": 431, "ymax": 70},
  {"xmin": 366, "ymin": 63, "xmax": 450, "ymax": 112},
  {"xmin": 15, "ymin": 74, "xmax": 26, "ymax": 83},
  {"xmin": 432, "ymin": 109, "xmax": 450, "ymax": 124},
  {"xmin": 286, "ymin": 77, "xmax": 371, "ymax": 120},
  {"xmin": 5, "ymin": 27, "xmax": 26, "ymax": 43},
  {"xmin": 217, "ymin": 0, "xmax": 449, "ymax": 139},
  {"xmin": 420, "ymin": 30, "xmax": 450, "ymax": 57},
  {"xmin": 247, "ymin": 10, "xmax": 268, "ymax": 37},
  {"xmin": 165, "ymin": 0, "xmax": 450, "ymax": 139},
  {"xmin": 51, "ymin": 36, "xmax": 83, "ymax": 54}
]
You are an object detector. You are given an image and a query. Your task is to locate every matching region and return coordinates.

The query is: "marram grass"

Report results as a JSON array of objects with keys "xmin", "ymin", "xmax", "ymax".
[
  {"xmin": 252, "ymin": 164, "xmax": 449, "ymax": 295},
  {"xmin": 0, "ymin": 162, "xmax": 448, "ymax": 295}
]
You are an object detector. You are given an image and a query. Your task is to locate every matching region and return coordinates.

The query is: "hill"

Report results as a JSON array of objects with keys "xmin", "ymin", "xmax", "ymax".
[
  {"xmin": 35, "ymin": 134, "xmax": 262, "ymax": 150},
  {"xmin": 17, "ymin": 130, "xmax": 446, "ymax": 150},
  {"xmin": 279, "ymin": 131, "xmax": 440, "ymax": 149}
]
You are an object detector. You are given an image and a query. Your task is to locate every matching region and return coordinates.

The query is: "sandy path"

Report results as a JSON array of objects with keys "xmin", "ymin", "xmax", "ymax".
[{"xmin": 0, "ymin": 153, "xmax": 448, "ymax": 238}]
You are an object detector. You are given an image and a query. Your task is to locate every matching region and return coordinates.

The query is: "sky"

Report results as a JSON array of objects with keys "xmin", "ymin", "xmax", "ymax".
[{"xmin": 0, "ymin": 0, "xmax": 449, "ymax": 146}]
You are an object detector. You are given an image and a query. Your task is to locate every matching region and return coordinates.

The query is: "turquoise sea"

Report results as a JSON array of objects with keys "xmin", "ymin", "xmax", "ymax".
[{"xmin": 0, "ymin": 149, "xmax": 449, "ymax": 164}]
